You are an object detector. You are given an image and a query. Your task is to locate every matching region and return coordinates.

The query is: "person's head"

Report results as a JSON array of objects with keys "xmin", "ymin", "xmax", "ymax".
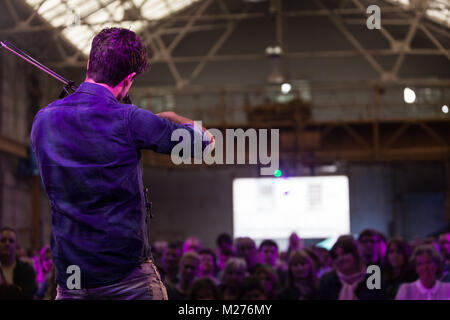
[
  {"xmin": 258, "ymin": 239, "xmax": 279, "ymax": 267},
  {"xmin": 216, "ymin": 233, "xmax": 233, "ymax": 252},
  {"xmin": 411, "ymin": 245, "xmax": 443, "ymax": 284},
  {"xmin": 198, "ymin": 248, "xmax": 217, "ymax": 277},
  {"xmin": 253, "ymin": 265, "xmax": 278, "ymax": 299},
  {"xmin": 357, "ymin": 229, "xmax": 381, "ymax": 264},
  {"xmin": 239, "ymin": 276, "xmax": 267, "ymax": 300},
  {"xmin": 162, "ymin": 241, "xmax": 182, "ymax": 274},
  {"xmin": 287, "ymin": 250, "xmax": 317, "ymax": 287},
  {"xmin": 0, "ymin": 227, "xmax": 17, "ymax": 262},
  {"xmin": 86, "ymin": 27, "xmax": 148, "ymax": 100},
  {"xmin": 385, "ymin": 237, "xmax": 412, "ymax": 274},
  {"xmin": 179, "ymin": 252, "xmax": 200, "ymax": 284},
  {"xmin": 438, "ymin": 233, "xmax": 450, "ymax": 259},
  {"xmin": 331, "ymin": 238, "xmax": 362, "ymax": 275},
  {"xmin": 235, "ymin": 237, "xmax": 257, "ymax": 268},
  {"xmin": 217, "ymin": 247, "xmax": 234, "ymax": 271},
  {"xmin": 188, "ymin": 277, "xmax": 220, "ymax": 300},
  {"xmin": 220, "ymin": 257, "xmax": 247, "ymax": 288},
  {"xmin": 183, "ymin": 237, "xmax": 202, "ymax": 254}
]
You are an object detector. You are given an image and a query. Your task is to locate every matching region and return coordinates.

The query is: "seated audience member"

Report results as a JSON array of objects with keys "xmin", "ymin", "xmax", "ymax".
[
  {"xmin": 0, "ymin": 228, "xmax": 37, "ymax": 299},
  {"xmin": 188, "ymin": 277, "xmax": 220, "ymax": 300},
  {"xmin": 198, "ymin": 248, "xmax": 218, "ymax": 280},
  {"xmin": 183, "ymin": 237, "xmax": 203, "ymax": 254},
  {"xmin": 167, "ymin": 251, "xmax": 200, "ymax": 300},
  {"xmin": 219, "ymin": 258, "xmax": 247, "ymax": 300},
  {"xmin": 239, "ymin": 276, "xmax": 267, "ymax": 300},
  {"xmin": 162, "ymin": 241, "xmax": 183, "ymax": 287},
  {"xmin": 253, "ymin": 265, "xmax": 279, "ymax": 300},
  {"xmin": 216, "ymin": 233, "xmax": 233, "ymax": 255},
  {"xmin": 278, "ymin": 250, "xmax": 318, "ymax": 300},
  {"xmin": 258, "ymin": 239, "xmax": 287, "ymax": 284},
  {"xmin": 235, "ymin": 237, "xmax": 260, "ymax": 274},
  {"xmin": 396, "ymin": 245, "xmax": 450, "ymax": 300},
  {"xmin": 382, "ymin": 237, "xmax": 417, "ymax": 300},
  {"xmin": 319, "ymin": 237, "xmax": 385, "ymax": 300},
  {"xmin": 34, "ymin": 245, "xmax": 53, "ymax": 286},
  {"xmin": 357, "ymin": 229, "xmax": 383, "ymax": 266},
  {"xmin": 437, "ymin": 232, "xmax": 450, "ymax": 277},
  {"xmin": 15, "ymin": 245, "xmax": 34, "ymax": 267}
]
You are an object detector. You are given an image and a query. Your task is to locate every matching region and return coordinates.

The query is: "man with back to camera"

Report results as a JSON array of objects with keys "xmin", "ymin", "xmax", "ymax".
[{"xmin": 31, "ymin": 28, "xmax": 214, "ymax": 300}]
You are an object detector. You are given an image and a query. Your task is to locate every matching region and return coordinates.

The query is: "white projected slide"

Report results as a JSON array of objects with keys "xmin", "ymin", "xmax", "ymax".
[{"xmin": 233, "ymin": 176, "xmax": 350, "ymax": 240}]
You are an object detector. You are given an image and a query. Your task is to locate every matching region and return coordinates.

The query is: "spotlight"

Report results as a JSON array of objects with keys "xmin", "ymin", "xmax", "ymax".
[
  {"xmin": 403, "ymin": 87, "xmax": 416, "ymax": 104},
  {"xmin": 281, "ymin": 83, "xmax": 292, "ymax": 94},
  {"xmin": 442, "ymin": 105, "xmax": 449, "ymax": 114}
]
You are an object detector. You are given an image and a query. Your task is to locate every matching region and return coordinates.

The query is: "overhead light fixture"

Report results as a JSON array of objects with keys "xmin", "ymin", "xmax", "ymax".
[
  {"xmin": 404, "ymin": 87, "xmax": 416, "ymax": 104},
  {"xmin": 442, "ymin": 105, "xmax": 449, "ymax": 114}
]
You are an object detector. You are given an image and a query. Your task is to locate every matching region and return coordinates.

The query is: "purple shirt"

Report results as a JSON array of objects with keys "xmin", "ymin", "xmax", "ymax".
[{"xmin": 31, "ymin": 82, "xmax": 206, "ymax": 289}]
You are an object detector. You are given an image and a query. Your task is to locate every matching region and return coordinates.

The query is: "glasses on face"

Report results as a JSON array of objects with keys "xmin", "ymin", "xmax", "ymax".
[{"xmin": 0, "ymin": 238, "xmax": 15, "ymax": 244}]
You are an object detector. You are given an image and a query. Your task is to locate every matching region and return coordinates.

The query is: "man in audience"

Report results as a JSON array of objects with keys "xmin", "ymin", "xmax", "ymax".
[
  {"xmin": 235, "ymin": 237, "xmax": 260, "ymax": 274},
  {"xmin": 0, "ymin": 228, "xmax": 37, "ymax": 299},
  {"xmin": 198, "ymin": 248, "xmax": 217, "ymax": 280},
  {"xmin": 358, "ymin": 229, "xmax": 383, "ymax": 266},
  {"xmin": 258, "ymin": 239, "xmax": 287, "ymax": 284}
]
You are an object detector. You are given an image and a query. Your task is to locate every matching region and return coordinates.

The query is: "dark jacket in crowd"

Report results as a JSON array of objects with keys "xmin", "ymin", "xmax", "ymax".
[
  {"xmin": 1, "ymin": 259, "xmax": 38, "ymax": 300},
  {"xmin": 319, "ymin": 270, "xmax": 386, "ymax": 300},
  {"xmin": 382, "ymin": 269, "xmax": 417, "ymax": 300}
]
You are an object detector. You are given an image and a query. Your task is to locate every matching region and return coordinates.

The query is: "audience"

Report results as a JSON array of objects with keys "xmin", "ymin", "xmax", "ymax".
[
  {"xmin": 0, "ymin": 228, "xmax": 37, "ymax": 300},
  {"xmin": 319, "ymin": 237, "xmax": 385, "ymax": 300},
  {"xmin": 381, "ymin": 237, "xmax": 417, "ymax": 299},
  {"xmin": 278, "ymin": 250, "xmax": 318, "ymax": 300},
  {"xmin": 396, "ymin": 245, "xmax": 450, "ymax": 300},
  {"xmin": 1, "ymin": 225, "xmax": 450, "ymax": 300},
  {"xmin": 219, "ymin": 258, "xmax": 247, "ymax": 300},
  {"xmin": 166, "ymin": 251, "xmax": 200, "ymax": 300}
]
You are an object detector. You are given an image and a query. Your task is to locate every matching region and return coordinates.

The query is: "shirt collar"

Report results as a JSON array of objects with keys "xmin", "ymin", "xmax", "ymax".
[
  {"xmin": 415, "ymin": 279, "xmax": 440, "ymax": 296},
  {"xmin": 76, "ymin": 82, "xmax": 118, "ymax": 103}
]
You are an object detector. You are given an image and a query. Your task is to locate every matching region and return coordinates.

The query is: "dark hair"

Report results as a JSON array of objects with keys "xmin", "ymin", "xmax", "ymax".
[
  {"xmin": 330, "ymin": 238, "xmax": 361, "ymax": 267},
  {"xmin": 87, "ymin": 28, "xmax": 148, "ymax": 87},
  {"xmin": 239, "ymin": 276, "xmax": 265, "ymax": 300},
  {"xmin": 259, "ymin": 239, "xmax": 278, "ymax": 252},
  {"xmin": 358, "ymin": 229, "xmax": 380, "ymax": 241},
  {"xmin": 383, "ymin": 237, "xmax": 414, "ymax": 282},
  {"xmin": 217, "ymin": 233, "xmax": 233, "ymax": 246}
]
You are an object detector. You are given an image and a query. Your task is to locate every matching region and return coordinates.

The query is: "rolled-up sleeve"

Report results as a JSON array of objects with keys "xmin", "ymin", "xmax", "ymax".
[{"xmin": 127, "ymin": 106, "xmax": 211, "ymax": 155}]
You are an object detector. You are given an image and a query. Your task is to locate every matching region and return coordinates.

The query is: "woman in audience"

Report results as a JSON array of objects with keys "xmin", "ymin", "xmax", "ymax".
[
  {"xmin": 319, "ymin": 237, "xmax": 385, "ymax": 300},
  {"xmin": 188, "ymin": 277, "xmax": 220, "ymax": 300},
  {"xmin": 382, "ymin": 237, "xmax": 417, "ymax": 299},
  {"xmin": 396, "ymin": 245, "xmax": 450, "ymax": 300},
  {"xmin": 218, "ymin": 258, "xmax": 247, "ymax": 300},
  {"xmin": 278, "ymin": 250, "xmax": 318, "ymax": 300},
  {"xmin": 166, "ymin": 251, "xmax": 200, "ymax": 300}
]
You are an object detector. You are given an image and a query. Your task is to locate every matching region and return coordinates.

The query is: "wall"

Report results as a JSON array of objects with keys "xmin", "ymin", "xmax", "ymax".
[{"xmin": 142, "ymin": 162, "xmax": 447, "ymax": 249}]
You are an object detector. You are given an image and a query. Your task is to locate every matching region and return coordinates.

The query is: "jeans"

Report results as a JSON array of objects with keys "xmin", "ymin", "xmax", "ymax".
[{"xmin": 55, "ymin": 261, "xmax": 167, "ymax": 300}]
